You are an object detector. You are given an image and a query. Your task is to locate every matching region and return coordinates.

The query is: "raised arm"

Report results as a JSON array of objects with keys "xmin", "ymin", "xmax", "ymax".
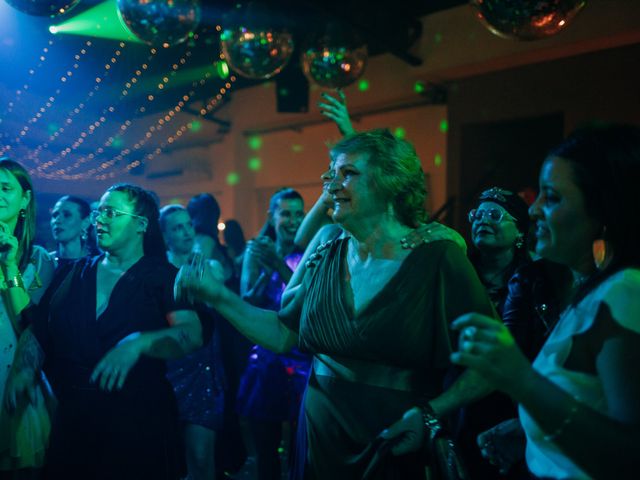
[{"xmin": 177, "ymin": 259, "xmax": 298, "ymax": 354}]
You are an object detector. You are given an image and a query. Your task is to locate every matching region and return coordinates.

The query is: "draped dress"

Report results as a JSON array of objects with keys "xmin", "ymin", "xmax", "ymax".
[{"xmin": 280, "ymin": 237, "xmax": 495, "ymax": 479}]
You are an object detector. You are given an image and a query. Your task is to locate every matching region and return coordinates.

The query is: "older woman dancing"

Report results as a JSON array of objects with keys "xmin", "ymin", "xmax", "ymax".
[
  {"xmin": 453, "ymin": 124, "xmax": 640, "ymax": 479},
  {"xmin": 176, "ymin": 130, "xmax": 494, "ymax": 478}
]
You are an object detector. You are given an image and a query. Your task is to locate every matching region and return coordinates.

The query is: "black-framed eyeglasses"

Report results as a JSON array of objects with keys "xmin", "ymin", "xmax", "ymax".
[
  {"xmin": 468, "ymin": 208, "xmax": 514, "ymax": 224},
  {"xmin": 90, "ymin": 207, "xmax": 145, "ymax": 224}
]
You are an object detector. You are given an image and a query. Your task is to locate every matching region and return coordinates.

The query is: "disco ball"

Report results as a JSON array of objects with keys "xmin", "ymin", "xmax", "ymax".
[
  {"xmin": 5, "ymin": 0, "xmax": 81, "ymax": 17},
  {"xmin": 117, "ymin": 0, "xmax": 201, "ymax": 47},
  {"xmin": 470, "ymin": 0, "xmax": 587, "ymax": 40},
  {"xmin": 220, "ymin": 27, "xmax": 294, "ymax": 80},
  {"xmin": 301, "ymin": 44, "xmax": 368, "ymax": 89}
]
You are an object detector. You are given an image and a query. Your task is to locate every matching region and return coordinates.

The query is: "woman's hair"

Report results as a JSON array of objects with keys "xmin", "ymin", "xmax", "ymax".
[
  {"xmin": 329, "ymin": 129, "xmax": 427, "ymax": 227},
  {"xmin": 259, "ymin": 188, "xmax": 303, "ymax": 240},
  {"xmin": 187, "ymin": 193, "xmax": 220, "ymax": 241},
  {"xmin": 106, "ymin": 183, "xmax": 166, "ymax": 259},
  {"xmin": 548, "ymin": 123, "xmax": 640, "ymax": 302},
  {"xmin": 55, "ymin": 194, "xmax": 98, "ymax": 255},
  {"xmin": 0, "ymin": 158, "xmax": 35, "ymax": 271},
  {"xmin": 223, "ymin": 219, "xmax": 246, "ymax": 255}
]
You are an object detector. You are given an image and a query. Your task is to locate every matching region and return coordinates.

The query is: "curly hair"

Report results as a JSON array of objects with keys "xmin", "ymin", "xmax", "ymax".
[{"xmin": 329, "ymin": 129, "xmax": 427, "ymax": 227}]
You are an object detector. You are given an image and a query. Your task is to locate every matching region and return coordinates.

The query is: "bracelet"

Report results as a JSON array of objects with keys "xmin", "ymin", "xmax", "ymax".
[
  {"xmin": 543, "ymin": 405, "xmax": 578, "ymax": 442},
  {"xmin": 421, "ymin": 403, "xmax": 443, "ymax": 440},
  {"xmin": 6, "ymin": 273, "xmax": 25, "ymax": 290}
]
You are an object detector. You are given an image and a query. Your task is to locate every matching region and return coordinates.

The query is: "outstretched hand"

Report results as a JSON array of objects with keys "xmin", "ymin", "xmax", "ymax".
[
  {"xmin": 319, "ymin": 90, "xmax": 355, "ymax": 136},
  {"xmin": 450, "ymin": 313, "xmax": 534, "ymax": 396},
  {"xmin": 174, "ymin": 259, "xmax": 226, "ymax": 305}
]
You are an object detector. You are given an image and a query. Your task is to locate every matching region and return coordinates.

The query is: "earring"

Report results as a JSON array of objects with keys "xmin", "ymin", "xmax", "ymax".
[
  {"xmin": 592, "ymin": 238, "xmax": 611, "ymax": 270},
  {"xmin": 81, "ymin": 229, "xmax": 88, "ymax": 242},
  {"xmin": 515, "ymin": 235, "xmax": 524, "ymax": 249},
  {"xmin": 19, "ymin": 209, "xmax": 26, "ymax": 218}
]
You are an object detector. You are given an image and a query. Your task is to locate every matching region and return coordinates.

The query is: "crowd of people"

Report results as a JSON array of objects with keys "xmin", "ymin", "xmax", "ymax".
[{"xmin": 0, "ymin": 92, "xmax": 638, "ymax": 480}]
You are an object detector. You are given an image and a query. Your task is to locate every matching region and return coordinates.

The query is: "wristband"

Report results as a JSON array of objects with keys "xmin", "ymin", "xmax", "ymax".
[
  {"xmin": 6, "ymin": 272, "xmax": 25, "ymax": 289},
  {"xmin": 421, "ymin": 403, "xmax": 443, "ymax": 440}
]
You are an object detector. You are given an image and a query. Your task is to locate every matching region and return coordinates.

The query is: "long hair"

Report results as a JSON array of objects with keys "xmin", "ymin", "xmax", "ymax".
[
  {"xmin": 187, "ymin": 193, "xmax": 221, "ymax": 241},
  {"xmin": 258, "ymin": 188, "xmax": 303, "ymax": 241},
  {"xmin": 329, "ymin": 129, "xmax": 427, "ymax": 227},
  {"xmin": 106, "ymin": 183, "xmax": 166, "ymax": 260},
  {"xmin": 548, "ymin": 124, "xmax": 640, "ymax": 303},
  {"xmin": 0, "ymin": 158, "xmax": 35, "ymax": 271},
  {"xmin": 55, "ymin": 194, "xmax": 98, "ymax": 255}
]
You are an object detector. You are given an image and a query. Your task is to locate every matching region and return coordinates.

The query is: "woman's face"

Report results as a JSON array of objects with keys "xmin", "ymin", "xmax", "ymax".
[
  {"xmin": 0, "ymin": 168, "xmax": 30, "ymax": 227},
  {"xmin": 529, "ymin": 156, "xmax": 600, "ymax": 272},
  {"xmin": 271, "ymin": 198, "xmax": 304, "ymax": 244},
  {"xmin": 51, "ymin": 199, "xmax": 87, "ymax": 244},
  {"xmin": 327, "ymin": 152, "xmax": 386, "ymax": 229},
  {"xmin": 94, "ymin": 190, "xmax": 146, "ymax": 253},
  {"xmin": 470, "ymin": 201, "xmax": 521, "ymax": 253}
]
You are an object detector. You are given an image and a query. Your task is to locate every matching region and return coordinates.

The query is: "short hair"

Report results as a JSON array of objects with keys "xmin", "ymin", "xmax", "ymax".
[
  {"xmin": 329, "ymin": 129, "xmax": 427, "ymax": 227},
  {"xmin": 0, "ymin": 158, "xmax": 35, "ymax": 271},
  {"xmin": 159, "ymin": 204, "xmax": 188, "ymax": 233},
  {"xmin": 106, "ymin": 183, "xmax": 166, "ymax": 259}
]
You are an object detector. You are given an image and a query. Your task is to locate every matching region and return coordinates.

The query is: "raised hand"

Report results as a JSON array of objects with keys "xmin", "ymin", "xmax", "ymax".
[
  {"xmin": 175, "ymin": 259, "xmax": 226, "ymax": 304},
  {"xmin": 0, "ymin": 221, "xmax": 19, "ymax": 267},
  {"xmin": 319, "ymin": 90, "xmax": 355, "ymax": 136}
]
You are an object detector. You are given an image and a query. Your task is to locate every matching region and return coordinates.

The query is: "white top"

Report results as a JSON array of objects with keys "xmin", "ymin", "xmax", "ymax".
[{"xmin": 519, "ymin": 268, "xmax": 640, "ymax": 479}]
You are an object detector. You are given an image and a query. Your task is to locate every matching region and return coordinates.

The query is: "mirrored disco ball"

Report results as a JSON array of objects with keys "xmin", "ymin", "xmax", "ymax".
[
  {"xmin": 5, "ymin": 0, "xmax": 81, "ymax": 17},
  {"xmin": 220, "ymin": 27, "xmax": 294, "ymax": 80},
  {"xmin": 301, "ymin": 44, "xmax": 368, "ymax": 89},
  {"xmin": 117, "ymin": 0, "xmax": 201, "ymax": 47},
  {"xmin": 470, "ymin": 0, "xmax": 587, "ymax": 40}
]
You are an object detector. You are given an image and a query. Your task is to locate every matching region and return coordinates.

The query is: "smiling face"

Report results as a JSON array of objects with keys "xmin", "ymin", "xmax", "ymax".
[
  {"xmin": 51, "ymin": 199, "xmax": 88, "ymax": 244},
  {"xmin": 327, "ymin": 152, "xmax": 387, "ymax": 230},
  {"xmin": 94, "ymin": 190, "xmax": 146, "ymax": 254},
  {"xmin": 0, "ymin": 168, "xmax": 30, "ymax": 229},
  {"xmin": 163, "ymin": 209, "xmax": 195, "ymax": 256},
  {"xmin": 471, "ymin": 201, "xmax": 521, "ymax": 252},
  {"xmin": 270, "ymin": 198, "xmax": 304, "ymax": 245},
  {"xmin": 529, "ymin": 156, "xmax": 601, "ymax": 273}
]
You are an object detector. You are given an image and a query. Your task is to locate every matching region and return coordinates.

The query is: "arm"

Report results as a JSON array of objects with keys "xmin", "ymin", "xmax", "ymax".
[
  {"xmin": 294, "ymin": 191, "xmax": 334, "ymax": 250},
  {"xmin": 176, "ymin": 260, "xmax": 298, "ymax": 354},
  {"xmin": 452, "ymin": 301, "xmax": 640, "ymax": 479},
  {"xmin": 318, "ymin": 90, "xmax": 355, "ymax": 136},
  {"xmin": 91, "ymin": 309, "xmax": 203, "ymax": 391}
]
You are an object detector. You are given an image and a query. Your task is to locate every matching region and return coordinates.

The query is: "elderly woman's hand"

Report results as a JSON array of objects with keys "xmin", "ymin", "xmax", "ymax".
[
  {"xmin": 318, "ymin": 90, "xmax": 355, "ymax": 136},
  {"xmin": 401, "ymin": 222, "xmax": 467, "ymax": 253},
  {"xmin": 379, "ymin": 406, "xmax": 425, "ymax": 455},
  {"xmin": 477, "ymin": 418, "xmax": 526, "ymax": 474},
  {"xmin": 174, "ymin": 259, "xmax": 226, "ymax": 304},
  {"xmin": 450, "ymin": 314, "xmax": 533, "ymax": 395}
]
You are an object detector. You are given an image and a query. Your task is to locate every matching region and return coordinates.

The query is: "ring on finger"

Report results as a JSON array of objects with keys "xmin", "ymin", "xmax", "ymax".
[{"xmin": 462, "ymin": 326, "xmax": 477, "ymax": 341}]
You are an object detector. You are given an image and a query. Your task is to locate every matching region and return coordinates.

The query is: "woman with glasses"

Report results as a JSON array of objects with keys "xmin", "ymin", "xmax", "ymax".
[
  {"xmin": 6, "ymin": 183, "xmax": 202, "ymax": 480},
  {"xmin": 50, "ymin": 195, "xmax": 98, "ymax": 268},
  {"xmin": 0, "ymin": 158, "xmax": 55, "ymax": 475},
  {"xmin": 453, "ymin": 125, "xmax": 640, "ymax": 479},
  {"xmin": 468, "ymin": 188, "xmax": 531, "ymax": 315}
]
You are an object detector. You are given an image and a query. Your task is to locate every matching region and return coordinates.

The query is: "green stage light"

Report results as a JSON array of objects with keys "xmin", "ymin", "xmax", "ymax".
[{"xmin": 48, "ymin": 0, "xmax": 143, "ymax": 43}]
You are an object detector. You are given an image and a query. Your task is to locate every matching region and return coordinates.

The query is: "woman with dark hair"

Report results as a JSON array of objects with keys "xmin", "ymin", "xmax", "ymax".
[
  {"xmin": 5, "ymin": 183, "xmax": 202, "ymax": 480},
  {"xmin": 453, "ymin": 124, "xmax": 640, "ymax": 479},
  {"xmin": 0, "ymin": 158, "xmax": 55, "ymax": 474},
  {"xmin": 176, "ymin": 130, "xmax": 496, "ymax": 479},
  {"xmin": 50, "ymin": 195, "xmax": 98, "ymax": 267},
  {"xmin": 223, "ymin": 219, "xmax": 246, "ymax": 271},
  {"xmin": 237, "ymin": 188, "xmax": 309, "ymax": 480}
]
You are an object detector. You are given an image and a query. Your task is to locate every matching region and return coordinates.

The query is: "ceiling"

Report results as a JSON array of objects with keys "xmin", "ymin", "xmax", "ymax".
[{"xmin": 0, "ymin": 0, "xmax": 466, "ymax": 182}]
